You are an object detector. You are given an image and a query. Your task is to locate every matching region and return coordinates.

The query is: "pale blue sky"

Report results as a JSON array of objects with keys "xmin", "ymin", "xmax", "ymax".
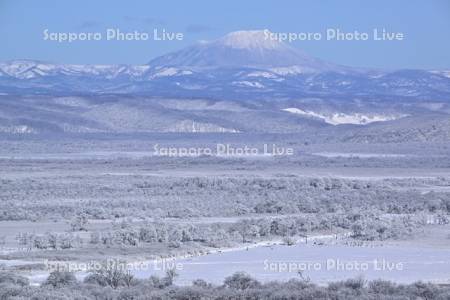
[{"xmin": 1, "ymin": 0, "xmax": 449, "ymax": 69}]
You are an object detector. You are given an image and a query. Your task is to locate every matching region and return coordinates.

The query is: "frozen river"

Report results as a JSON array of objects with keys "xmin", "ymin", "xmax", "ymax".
[
  {"xmin": 14, "ymin": 240, "xmax": 450, "ymax": 286},
  {"xmin": 134, "ymin": 243, "xmax": 450, "ymax": 285}
]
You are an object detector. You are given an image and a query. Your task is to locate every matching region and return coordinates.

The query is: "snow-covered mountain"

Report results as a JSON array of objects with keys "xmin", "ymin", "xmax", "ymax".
[
  {"xmin": 0, "ymin": 30, "xmax": 343, "ymax": 82},
  {"xmin": 148, "ymin": 30, "xmax": 340, "ymax": 72},
  {"xmin": 0, "ymin": 30, "xmax": 449, "ymax": 101}
]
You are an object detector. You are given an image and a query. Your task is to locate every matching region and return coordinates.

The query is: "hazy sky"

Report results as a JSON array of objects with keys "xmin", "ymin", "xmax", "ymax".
[{"xmin": 1, "ymin": 0, "xmax": 449, "ymax": 69}]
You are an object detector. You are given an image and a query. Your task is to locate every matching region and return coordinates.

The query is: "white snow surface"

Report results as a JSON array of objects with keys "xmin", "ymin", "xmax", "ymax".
[
  {"xmin": 217, "ymin": 30, "xmax": 282, "ymax": 50},
  {"xmin": 151, "ymin": 67, "xmax": 193, "ymax": 78},
  {"xmin": 233, "ymin": 81, "xmax": 265, "ymax": 89},
  {"xmin": 282, "ymin": 107, "xmax": 405, "ymax": 125}
]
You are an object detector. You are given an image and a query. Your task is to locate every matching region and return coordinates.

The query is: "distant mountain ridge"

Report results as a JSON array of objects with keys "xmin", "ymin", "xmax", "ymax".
[
  {"xmin": 0, "ymin": 30, "xmax": 449, "ymax": 101},
  {"xmin": 0, "ymin": 30, "xmax": 450, "ymax": 138}
]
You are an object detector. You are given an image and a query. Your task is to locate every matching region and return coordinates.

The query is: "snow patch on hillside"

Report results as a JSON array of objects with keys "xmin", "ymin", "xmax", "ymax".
[
  {"xmin": 0, "ymin": 125, "xmax": 36, "ymax": 134},
  {"xmin": 233, "ymin": 81, "xmax": 265, "ymax": 89},
  {"xmin": 151, "ymin": 68, "xmax": 193, "ymax": 78},
  {"xmin": 430, "ymin": 70, "xmax": 450, "ymax": 79},
  {"xmin": 270, "ymin": 65, "xmax": 317, "ymax": 75},
  {"xmin": 246, "ymin": 71, "xmax": 278, "ymax": 79},
  {"xmin": 245, "ymin": 71, "xmax": 284, "ymax": 82},
  {"xmin": 283, "ymin": 108, "xmax": 405, "ymax": 125}
]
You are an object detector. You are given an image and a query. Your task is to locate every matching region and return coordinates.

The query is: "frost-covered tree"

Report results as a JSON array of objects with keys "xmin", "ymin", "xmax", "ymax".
[
  {"xmin": 43, "ymin": 271, "xmax": 77, "ymax": 288},
  {"xmin": 70, "ymin": 213, "xmax": 89, "ymax": 231},
  {"xmin": 45, "ymin": 232, "xmax": 58, "ymax": 249}
]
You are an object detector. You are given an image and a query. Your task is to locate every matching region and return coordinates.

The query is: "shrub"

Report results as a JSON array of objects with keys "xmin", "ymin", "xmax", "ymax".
[{"xmin": 44, "ymin": 271, "xmax": 77, "ymax": 288}]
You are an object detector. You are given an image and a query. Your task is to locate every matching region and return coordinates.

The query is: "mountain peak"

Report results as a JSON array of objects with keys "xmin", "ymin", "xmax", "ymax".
[
  {"xmin": 148, "ymin": 30, "xmax": 335, "ymax": 70},
  {"xmin": 216, "ymin": 30, "xmax": 283, "ymax": 50}
]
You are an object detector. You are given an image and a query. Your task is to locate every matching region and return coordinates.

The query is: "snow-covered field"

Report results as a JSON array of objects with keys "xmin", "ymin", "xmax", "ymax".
[{"xmin": 0, "ymin": 137, "xmax": 449, "ymax": 289}]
